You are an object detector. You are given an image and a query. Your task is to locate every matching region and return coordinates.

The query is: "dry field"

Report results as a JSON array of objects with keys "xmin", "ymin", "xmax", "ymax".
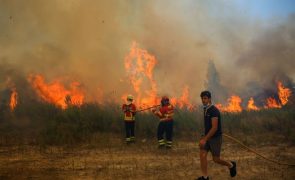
[{"xmin": 0, "ymin": 136, "xmax": 294, "ymax": 180}]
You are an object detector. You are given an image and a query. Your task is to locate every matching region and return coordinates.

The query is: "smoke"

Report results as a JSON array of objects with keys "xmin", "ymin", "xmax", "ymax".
[
  {"xmin": 205, "ymin": 60, "xmax": 228, "ymax": 103},
  {"xmin": 233, "ymin": 14, "xmax": 295, "ymax": 105},
  {"xmin": 0, "ymin": 0, "xmax": 294, "ymax": 105},
  {"xmin": 236, "ymin": 14, "xmax": 295, "ymax": 87},
  {"xmin": 0, "ymin": 0, "xmax": 131, "ymax": 101},
  {"xmin": 0, "ymin": 62, "xmax": 36, "ymax": 111}
]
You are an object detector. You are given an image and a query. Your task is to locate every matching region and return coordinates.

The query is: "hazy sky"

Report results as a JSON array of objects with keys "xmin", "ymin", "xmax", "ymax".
[{"xmin": 232, "ymin": 0, "xmax": 295, "ymax": 18}]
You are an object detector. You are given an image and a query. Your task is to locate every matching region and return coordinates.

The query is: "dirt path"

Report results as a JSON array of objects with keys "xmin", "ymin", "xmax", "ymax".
[{"xmin": 0, "ymin": 139, "xmax": 294, "ymax": 180}]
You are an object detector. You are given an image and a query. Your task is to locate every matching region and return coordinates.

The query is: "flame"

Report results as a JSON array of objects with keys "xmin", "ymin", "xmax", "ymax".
[
  {"xmin": 177, "ymin": 86, "xmax": 194, "ymax": 110},
  {"xmin": 247, "ymin": 97, "xmax": 259, "ymax": 111},
  {"xmin": 170, "ymin": 97, "xmax": 177, "ymax": 106},
  {"xmin": 218, "ymin": 95, "xmax": 242, "ymax": 113},
  {"xmin": 277, "ymin": 81, "xmax": 292, "ymax": 105},
  {"xmin": 124, "ymin": 42, "xmax": 196, "ymax": 110},
  {"xmin": 124, "ymin": 41, "xmax": 158, "ymax": 108},
  {"xmin": 264, "ymin": 81, "xmax": 291, "ymax": 109},
  {"xmin": 28, "ymin": 74, "xmax": 84, "ymax": 109},
  {"xmin": 216, "ymin": 81, "xmax": 292, "ymax": 112},
  {"xmin": 9, "ymin": 87, "xmax": 18, "ymax": 111},
  {"xmin": 264, "ymin": 97, "xmax": 281, "ymax": 109},
  {"xmin": 18, "ymin": 43, "xmax": 290, "ymax": 113}
]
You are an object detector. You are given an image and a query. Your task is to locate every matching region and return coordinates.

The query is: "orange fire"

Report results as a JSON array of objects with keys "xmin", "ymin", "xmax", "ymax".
[
  {"xmin": 247, "ymin": 97, "xmax": 259, "ymax": 111},
  {"xmin": 170, "ymin": 97, "xmax": 177, "ymax": 107},
  {"xmin": 264, "ymin": 97, "xmax": 281, "ymax": 109},
  {"xmin": 28, "ymin": 74, "xmax": 84, "ymax": 109},
  {"xmin": 264, "ymin": 81, "xmax": 292, "ymax": 109},
  {"xmin": 9, "ymin": 87, "xmax": 18, "ymax": 111},
  {"xmin": 216, "ymin": 81, "xmax": 292, "ymax": 112},
  {"xmin": 177, "ymin": 86, "xmax": 194, "ymax": 110},
  {"xmin": 124, "ymin": 41, "xmax": 158, "ymax": 108},
  {"xmin": 123, "ymin": 42, "xmax": 196, "ymax": 110},
  {"xmin": 218, "ymin": 95, "xmax": 242, "ymax": 113},
  {"xmin": 277, "ymin": 81, "xmax": 292, "ymax": 105}
]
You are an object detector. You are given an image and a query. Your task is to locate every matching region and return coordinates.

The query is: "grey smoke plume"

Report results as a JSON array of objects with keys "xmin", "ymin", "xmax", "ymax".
[
  {"xmin": 236, "ymin": 14, "xmax": 295, "ymax": 90},
  {"xmin": 204, "ymin": 60, "xmax": 228, "ymax": 103}
]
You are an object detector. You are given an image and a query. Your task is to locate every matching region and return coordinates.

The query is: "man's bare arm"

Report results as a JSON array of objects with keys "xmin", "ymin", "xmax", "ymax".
[{"xmin": 204, "ymin": 117, "xmax": 218, "ymax": 141}]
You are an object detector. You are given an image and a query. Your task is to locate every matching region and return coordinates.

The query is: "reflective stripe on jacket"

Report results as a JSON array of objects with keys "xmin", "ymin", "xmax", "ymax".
[{"xmin": 122, "ymin": 103, "xmax": 136, "ymax": 121}]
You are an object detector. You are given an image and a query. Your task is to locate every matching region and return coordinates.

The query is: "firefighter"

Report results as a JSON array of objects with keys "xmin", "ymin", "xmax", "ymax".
[
  {"xmin": 152, "ymin": 96, "xmax": 174, "ymax": 149},
  {"xmin": 122, "ymin": 95, "xmax": 137, "ymax": 144}
]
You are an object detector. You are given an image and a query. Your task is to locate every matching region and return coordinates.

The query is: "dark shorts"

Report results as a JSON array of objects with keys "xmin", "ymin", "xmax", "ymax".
[{"xmin": 201, "ymin": 135, "xmax": 222, "ymax": 157}]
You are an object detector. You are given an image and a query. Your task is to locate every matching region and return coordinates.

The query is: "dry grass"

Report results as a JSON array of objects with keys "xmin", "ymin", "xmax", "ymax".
[
  {"xmin": 0, "ymin": 136, "xmax": 294, "ymax": 180},
  {"xmin": 0, "ymin": 104, "xmax": 294, "ymax": 179}
]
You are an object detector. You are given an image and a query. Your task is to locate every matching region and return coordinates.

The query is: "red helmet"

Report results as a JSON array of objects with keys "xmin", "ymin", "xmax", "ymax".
[{"xmin": 161, "ymin": 96, "xmax": 169, "ymax": 106}]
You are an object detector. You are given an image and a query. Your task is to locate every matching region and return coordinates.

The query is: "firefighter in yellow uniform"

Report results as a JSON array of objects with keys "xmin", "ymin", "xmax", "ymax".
[
  {"xmin": 152, "ymin": 96, "xmax": 174, "ymax": 148},
  {"xmin": 122, "ymin": 95, "xmax": 137, "ymax": 144}
]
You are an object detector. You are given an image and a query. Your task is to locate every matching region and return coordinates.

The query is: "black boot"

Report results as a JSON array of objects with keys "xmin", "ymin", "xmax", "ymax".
[
  {"xmin": 229, "ymin": 161, "xmax": 237, "ymax": 177},
  {"xmin": 195, "ymin": 176, "xmax": 209, "ymax": 180}
]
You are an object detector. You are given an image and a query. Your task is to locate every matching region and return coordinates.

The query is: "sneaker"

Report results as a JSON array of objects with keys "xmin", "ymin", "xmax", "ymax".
[
  {"xmin": 126, "ymin": 137, "xmax": 131, "ymax": 144},
  {"xmin": 166, "ymin": 141, "xmax": 172, "ymax": 149},
  {"xmin": 195, "ymin": 176, "xmax": 209, "ymax": 180},
  {"xmin": 229, "ymin": 161, "xmax": 237, "ymax": 177}
]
